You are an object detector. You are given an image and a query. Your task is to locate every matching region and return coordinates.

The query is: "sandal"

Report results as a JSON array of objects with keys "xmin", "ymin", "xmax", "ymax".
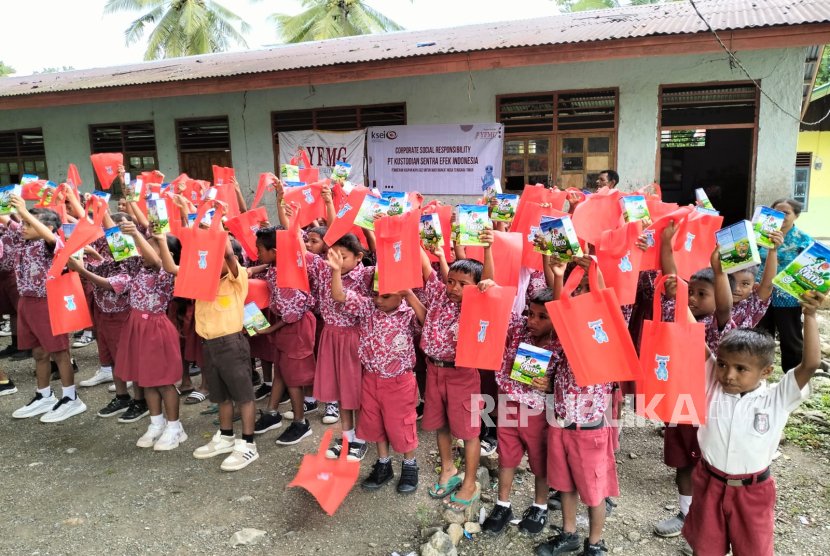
[
  {"xmin": 186, "ymin": 392, "xmax": 207, "ymax": 405},
  {"xmin": 199, "ymin": 404, "xmax": 219, "ymax": 415},
  {"xmin": 179, "ymin": 388, "xmax": 195, "ymax": 397},
  {"xmin": 213, "ymin": 414, "xmax": 242, "ymax": 425},
  {"xmin": 442, "ymin": 491, "xmax": 480, "ymax": 512},
  {"xmin": 428, "ymin": 475, "xmax": 462, "ymax": 499}
]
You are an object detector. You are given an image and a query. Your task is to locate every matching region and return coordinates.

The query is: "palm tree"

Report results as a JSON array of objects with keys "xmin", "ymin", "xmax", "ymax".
[
  {"xmin": 0, "ymin": 61, "xmax": 15, "ymax": 77},
  {"xmin": 270, "ymin": 0, "xmax": 409, "ymax": 44},
  {"xmin": 104, "ymin": 0, "xmax": 252, "ymax": 61},
  {"xmin": 556, "ymin": 0, "xmax": 677, "ymax": 13}
]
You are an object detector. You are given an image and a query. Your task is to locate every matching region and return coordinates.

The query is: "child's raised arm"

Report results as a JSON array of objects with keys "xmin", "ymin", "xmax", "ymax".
[
  {"xmin": 67, "ymin": 257, "xmax": 114, "ymax": 291},
  {"xmin": 231, "ymin": 176, "xmax": 248, "ymax": 213},
  {"xmin": 792, "ymin": 291, "xmax": 825, "ymax": 389},
  {"xmin": 275, "ymin": 179, "xmax": 291, "ymax": 229},
  {"xmin": 480, "ymin": 227, "xmax": 495, "ymax": 282},
  {"xmin": 756, "ymin": 230, "xmax": 783, "ymax": 302},
  {"xmin": 542, "ymin": 254, "xmax": 566, "ymax": 291},
  {"xmin": 660, "ymin": 219, "xmax": 679, "ymax": 281},
  {"xmin": 422, "ymin": 243, "xmax": 448, "ymax": 282},
  {"xmin": 322, "ymin": 182, "xmax": 336, "ymax": 227},
  {"xmin": 327, "ymin": 248, "xmax": 347, "ymax": 303},
  {"xmin": 155, "ymin": 232, "xmax": 178, "ymax": 275},
  {"xmin": 63, "ymin": 185, "xmax": 85, "ymax": 221},
  {"xmin": 122, "ymin": 220, "xmax": 160, "ymax": 270},
  {"xmin": 402, "ymin": 289, "xmax": 427, "ymax": 325},
  {"xmin": 9, "ymin": 194, "xmax": 56, "ymax": 245},
  {"xmin": 710, "ymin": 244, "xmax": 733, "ymax": 329}
]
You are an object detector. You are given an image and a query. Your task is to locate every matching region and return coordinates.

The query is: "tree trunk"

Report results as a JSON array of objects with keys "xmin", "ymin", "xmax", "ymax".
[{"xmin": 340, "ymin": 2, "xmax": 349, "ymax": 37}]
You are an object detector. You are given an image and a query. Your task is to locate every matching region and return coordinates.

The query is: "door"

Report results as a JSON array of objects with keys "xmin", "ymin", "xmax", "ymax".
[{"xmin": 180, "ymin": 152, "xmax": 233, "ymax": 182}]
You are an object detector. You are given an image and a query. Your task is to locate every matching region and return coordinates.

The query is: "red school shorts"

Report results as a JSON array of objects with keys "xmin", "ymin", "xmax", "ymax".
[
  {"xmin": 546, "ymin": 425, "xmax": 619, "ymax": 508},
  {"xmin": 17, "ymin": 296, "xmax": 69, "ymax": 353},
  {"xmin": 93, "ymin": 305, "xmax": 130, "ymax": 366},
  {"xmin": 421, "ymin": 361, "xmax": 482, "ymax": 441},
  {"xmin": 0, "ymin": 270, "xmax": 19, "ymax": 315},
  {"xmin": 496, "ymin": 398, "xmax": 548, "ymax": 476},
  {"xmin": 664, "ymin": 423, "xmax": 701, "ymax": 469},
  {"xmin": 357, "ymin": 371, "xmax": 419, "ymax": 454},
  {"xmin": 683, "ymin": 460, "xmax": 775, "ymax": 556},
  {"xmin": 273, "ymin": 311, "xmax": 317, "ymax": 388}
]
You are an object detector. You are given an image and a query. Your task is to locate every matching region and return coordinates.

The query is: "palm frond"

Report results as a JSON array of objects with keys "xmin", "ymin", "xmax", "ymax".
[
  {"xmin": 104, "ymin": 0, "xmax": 163, "ymax": 15},
  {"xmin": 143, "ymin": 4, "xmax": 184, "ymax": 59},
  {"xmin": 270, "ymin": 3, "xmax": 331, "ymax": 43},
  {"xmin": 353, "ymin": 3, "xmax": 405, "ymax": 33},
  {"xmin": 124, "ymin": 6, "xmax": 165, "ymax": 45}
]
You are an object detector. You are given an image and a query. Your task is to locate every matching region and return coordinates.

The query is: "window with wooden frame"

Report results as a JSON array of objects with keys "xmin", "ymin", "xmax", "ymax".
[
  {"xmin": 89, "ymin": 122, "xmax": 158, "ymax": 195},
  {"xmin": 0, "ymin": 128, "xmax": 47, "ymax": 186},
  {"xmin": 175, "ymin": 117, "xmax": 232, "ymax": 182},
  {"xmin": 497, "ymin": 89, "xmax": 617, "ymax": 191},
  {"xmin": 794, "ymin": 152, "xmax": 812, "ymax": 210}
]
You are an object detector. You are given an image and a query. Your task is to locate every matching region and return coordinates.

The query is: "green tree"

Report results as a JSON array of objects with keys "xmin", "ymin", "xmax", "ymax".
[
  {"xmin": 0, "ymin": 61, "xmax": 15, "ymax": 77},
  {"xmin": 555, "ymin": 0, "xmax": 676, "ymax": 13},
  {"xmin": 270, "ymin": 0, "xmax": 409, "ymax": 44},
  {"xmin": 815, "ymin": 47, "xmax": 830, "ymax": 89},
  {"xmin": 104, "ymin": 0, "xmax": 251, "ymax": 61},
  {"xmin": 33, "ymin": 66, "xmax": 76, "ymax": 74}
]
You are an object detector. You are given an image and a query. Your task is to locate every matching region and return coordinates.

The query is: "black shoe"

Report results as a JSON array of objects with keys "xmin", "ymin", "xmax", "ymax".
[
  {"xmin": 548, "ymin": 489, "xmax": 562, "ymax": 511},
  {"xmin": 325, "ymin": 438, "xmax": 343, "ymax": 459},
  {"xmin": 347, "ymin": 441, "xmax": 369, "ymax": 462},
  {"xmin": 251, "ymin": 370, "xmax": 262, "ymax": 386},
  {"xmin": 279, "ymin": 389, "xmax": 291, "ymax": 406},
  {"xmin": 97, "ymin": 397, "xmax": 131, "ymax": 417},
  {"xmin": 577, "ymin": 539, "xmax": 608, "ymax": 556},
  {"xmin": 0, "ymin": 379, "xmax": 17, "ymax": 396},
  {"xmin": 254, "ymin": 409, "xmax": 282, "ymax": 434},
  {"xmin": 519, "ymin": 506, "xmax": 548, "ymax": 536},
  {"xmin": 254, "ymin": 383, "xmax": 271, "ymax": 401},
  {"xmin": 362, "ymin": 460, "xmax": 394, "ymax": 490},
  {"xmin": 118, "ymin": 400, "xmax": 149, "ymax": 423},
  {"xmin": 284, "ymin": 400, "xmax": 318, "ymax": 420},
  {"xmin": 10, "ymin": 348, "xmax": 31, "ymax": 361},
  {"xmin": 535, "ymin": 531, "xmax": 581, "ymax": 556},
  {"xmin": 397, "ymin": 461, "xmax": 419, "ymax": 495},
  {"xmin": 480, "ymin": 435, "xmax": 498, "ymax": 457},
  {"xmin": 416, "ymin": 401, "xmax": 424, "ymax": 421},
  {"xmin": 0, "ymin": 344, "xmax": 19, "ymax": 358},
  {"xmin": 604, "ymin": 497, "xmax": 616, "ymax": 517},
  {"xmin": 482, "ymin": 504, "xmax": 514, "ymax": 536},
  {"xmin": 276, "ymin": 420, "xmax": 312, "ymax": 445}
]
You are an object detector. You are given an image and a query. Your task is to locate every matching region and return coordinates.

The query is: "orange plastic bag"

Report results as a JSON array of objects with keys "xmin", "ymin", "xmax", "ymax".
[
  {"xmin": 287, "ymin": 429, "xmax": 360, "ymax": 516},
  {"xmin": 90, "ymin": 153, "xmax": 123, "ymax": 190},
  {"xmin": 48, "ymin": 196, "xmax": 106, "ymax": 278},
  {"xmin": 545, "ymin": 259, "xmax": 642, "ymax": 386},
  {"xmin": 174, "ymin": 202, "xmax": 229, "ymax": 301},
  {"xmin": 513, "ymin": 184, "xmax": 567, "ymax": 227},
  {"xmin": 46, "ymin": 271, "xmax": 93, "ymax": 335},
  {"xmin": 283, "ymin": 180, "xmax": 327, "ymax": 228},
  {"xmin": 571, "ymin": 188, "xmax": 624, "ymax": 247},
  {"xmin": 672, "ymin": 209, "xmax": 724, "ymax": 281},
  {"xmin": 456, "ymin": 285, "xmax": 517, "ymax": 371},
  {"xmin": 324, "ymin": 185, "xmax": 368, "ymax": 246},
  {"xmin": 596, "ymin": 221, "xmax": 645, "ymax": 306},
  {"xmin": 276, "ymin": 208, "xmax": 311, "ymax": 293},
  {"xmin": 245, "ymin": 279, "xmax": 271, "ymax": 310},
  {"xmin": 510, "ymin": 202, "xmax": 567, "ymax": 271},
  {"xmin": 637, "ymin": 274, "xmax": 707, "ymax": 425},
  {"xmin": 375, "ymin": 211, "xmax": 422, "ymax": 295}
]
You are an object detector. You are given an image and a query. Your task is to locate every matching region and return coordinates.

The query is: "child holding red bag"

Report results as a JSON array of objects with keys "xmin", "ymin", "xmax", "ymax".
[
  {"xmin": 535, "ymin": 257, "xmax": 618, "ymax": 556},
  {"xmin": 653, "ymin": 220, "xmax": 735, "ymax": 546},
  {"xmin": 328, "ymin": 247, "xmax": 426, "ymax": 493},
  {"xmin": 730, "ymin": 229, "xmax": 782, "ymax": 329},
  {"xmin": 4, "ymin": 194, "xmax": 85, "ymax": 423}
]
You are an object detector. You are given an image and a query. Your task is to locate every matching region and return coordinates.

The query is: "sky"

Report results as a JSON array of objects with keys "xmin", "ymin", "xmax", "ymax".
[{"xmin": 1, "ymin": 0, "xmax": 564, "ymax": 76}]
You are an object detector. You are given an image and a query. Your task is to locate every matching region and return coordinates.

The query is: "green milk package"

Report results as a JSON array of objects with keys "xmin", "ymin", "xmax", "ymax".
[
  {"xmin": 147, "ymin": 198, "xmax": 171, "ymax": 234},
  {"xmin": 510, "ymin": 343, "xmax": 553, "ymax": 385},
  {"xmin": 353, "ymin": 196, "xmax": 390, "ymax": 231},
  {"xmin": 751, "ymin": 206, "xmax": 785, "ymax": 249},
  {"xmin": 773, "ymin": 241, "xmax": 830, "ymax": 300},
  {"xmin": 243, "ymin": 302, "xmax": 270, "ymax": 336},
  {"xmin": 280, "ymin": 164, "xmax": 300, "ymax": 181},
  {"xmin": 619, "ymin": 195, "xmax": 651, "ymax": 223},
  {"xmin": 491, "ymin": 193, "xmax": 519, "ymax": 222},
  {"xmin": 715, "ymin": 220, "xmax": 761, "ymax": 274},
  {"xmin": 456, "ymin": 205, "xmax": 490, "ymax": 246},
  {"xmin": 420, "ymin": 213, "xmax": 444, "ymax": 248},
  {"xmin": 695, "ymin": 188, "xmax": 714, "ymax": 209},
  {"xmin": 0, "ymin": 185, "xmax": 21, "ymax": 215},
  {"xmin": 382, "ymin": 191, "xmax": 408, "ymax": 215},
  {"xmin": 105, "ymin": 226, "xmax": 139, "ymax": 262},
  {"xmin": 535, "ymin": 215, "xmax": 583, "ymax": 262}
]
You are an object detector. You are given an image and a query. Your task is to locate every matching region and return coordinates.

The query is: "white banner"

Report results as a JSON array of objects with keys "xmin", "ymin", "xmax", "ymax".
[
  {"xmin": 278, "ymin": 129, "xmax": 366, "ymax": 184},
  {"xmin": 367, "ymin": 124, "xmax": 504, "ymax": 195}
]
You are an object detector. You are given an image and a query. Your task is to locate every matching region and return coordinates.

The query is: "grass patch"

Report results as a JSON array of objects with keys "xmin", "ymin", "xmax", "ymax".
[{"xmin": 783, "ymin": 378, "xmax": 830, "ymax": 450}]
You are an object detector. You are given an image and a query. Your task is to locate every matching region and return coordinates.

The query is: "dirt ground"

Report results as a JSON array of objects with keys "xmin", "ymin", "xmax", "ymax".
[{"xmin": 1, "ymin": 315, "xmax": 829, "ymax": 556}]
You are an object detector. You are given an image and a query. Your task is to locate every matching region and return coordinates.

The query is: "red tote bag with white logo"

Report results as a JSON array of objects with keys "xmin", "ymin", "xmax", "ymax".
[
  {"xmin": 324, "ymin": 185, "xmax": 368, "ymax": 246},
  {"xmin": 545, "ymin": 259, "xmax": 642, "ymax": 386},
  {"xmin": 456, "ymin": 285, "xmax": 517, "ymax": 371},
  {"xmin": 637, "ymin": 274, "xmax": 707, "ymax": 425},
  {"xmin": 48, "ymin": 196, "xmax": 106, "ymax": 278},
  {"xmin": 374, "ymin": 211, "xmax": 422, "ymax": 295},
  {"xmin": 90, "ymin": 153, "xmax": 123, "ymax": 190},
  {"xmin": 46, "ymin": 271, "xmax": 93, "ymax": 335},
  {"xmin": 174, "ymin": 202, "xmax": 228, "ymax": 301},
  {"xmin": 596, "ymin": 221, "xmax": 645, "ymax": 306},
  {"xmin": 276, "ymin": 208, "xmax": 311, "ymax": 293},
  {"xmin": 510, "ymin": 202, "xmax": 567, "ymax": 271},
  {"xmin": 283, "ymin": 180, "xmax": 327, "ymax": 228},
  {"xmin": 672, "ymin": 209, "xmax": 724, "ymax": 281},
  {"xmin": 571, "ymin": 188, "xmax": 624, "ymax": 247}
]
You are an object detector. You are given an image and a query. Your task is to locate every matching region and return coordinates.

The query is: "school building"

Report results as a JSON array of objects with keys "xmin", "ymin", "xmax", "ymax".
[
  {"xmin": 0, "ymin": 0, "xmax": 828, "ymax": 229},
  {"xmin": 797, "ymin": 81, "xmax": 830, "ymax": 239}
]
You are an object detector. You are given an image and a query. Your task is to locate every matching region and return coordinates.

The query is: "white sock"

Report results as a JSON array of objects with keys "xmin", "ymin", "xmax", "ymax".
[
  {"xmin": 679, "ymin": 495, "xmax": 692, "ymax": 516},
  {"xmin": 533, "ymin": 502, "xmax": 547, "ymax": 510},
  {"xmin": 265, "ymin": 381, "xmax": 273, "ymax": 387},
  {"xmin": 82, "ymin": 330, "xmax": 92, "ymax": 340},
  {"xmin": 100, "ymin": 366, "xmax": 113, "ymax": 374},
  {"xmin": 496, "ymin": 500, "xmax": 511, "ymax": 508},
  {"xmin": 37, "ymin": 386, "xmax": 52, "ymax": 398},
  {"xmin": 167, "ymin": 419, "xmax": 182, "ymax": 431},
  {"xmin": 344, "ymin": 429, "xmax": 356, "ymax": 443},
  {"xmin": 150, "ymin": 414, "xmax": 165, "ymax": 426},
  {"xmin": 305, "ymin": 397, "xmax": 316, "ymax": 403},
  {"xmin": 61, "ymin": 385, "xmax": 76, "ymax": 400}
]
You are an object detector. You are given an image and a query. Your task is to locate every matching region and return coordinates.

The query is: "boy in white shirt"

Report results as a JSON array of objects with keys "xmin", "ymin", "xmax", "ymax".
[{"xmin": 682, "ymin": 290, "xmax": 824, "ymax": 556}]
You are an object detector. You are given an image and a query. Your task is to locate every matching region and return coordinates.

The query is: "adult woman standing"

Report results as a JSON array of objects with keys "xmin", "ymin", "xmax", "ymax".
[{"xmin": 757, "ymin": 198, "xmax": 814, "ymax": 372}]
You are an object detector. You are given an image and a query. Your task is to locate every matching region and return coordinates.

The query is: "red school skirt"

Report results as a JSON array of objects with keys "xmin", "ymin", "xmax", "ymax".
[
  {"xmin": 181, "ymin": 302, "xmax": 204, "ymax": 367},
  {"xmin": 248, "ymin": 307, "xmax": 276, "ymax": 362},
  {"xmin": 115, "ymin": 308, "xmax": 182, "ymax": 388},
  {"xmin": 313, "ymin": 323, "xmax": 362, "ymax": 409},
  {"xmin": 0, "ymin": 270, "xmax": 19, "ymax": 315}
]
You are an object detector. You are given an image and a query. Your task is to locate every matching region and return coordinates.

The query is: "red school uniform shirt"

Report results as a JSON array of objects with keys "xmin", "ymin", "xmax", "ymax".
[
  {"xmin": 305, "ymin": 252, "xmax": 374, "ymax": 327},
  {"xmin": 497, "ymin": 312, "xmax": 561, "ymax": 410},
  {"xmin": 731, "ymin": 290, "xmax": 771, "ymax": 329},
  {"xmin": 420, "ymin": 269, "xmax": 462, "ymax": 363},
  {"xmin": 7, "ymin": 225, "xmax": 64, "ymax": 298},
  {"xmin": 661, "ymin": 298, "xmax": 737, "ymax": 357},
  {"xmin": 86, "ymin": 256, "xmax": 143, "ymax": 313},
  {"xmin": 265, "ymin": 265, "xmax": 314, "ymax": 324},
  {"xmin": 344, "ymin": 291, "xmax": 421, "ymax": 378},
  {"xmin": 552, "ymin": 343, "xmax": 613, "ymax": 424},
  {"xmin": 121, "ymin": 267, "xmax": 176, "ymax": 314},
  {"xmin": 0, "ymin": 221, "xmax": 22, "ymax": 273}
]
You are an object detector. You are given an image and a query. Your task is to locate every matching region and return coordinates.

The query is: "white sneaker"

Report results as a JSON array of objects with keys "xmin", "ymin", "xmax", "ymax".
[
  {"xmin": 136, "ymin": 422, "xmax": 166, "ymax": 448},
  {"xmin": 0, "ymin": 320, "xmax": 10, "ymax": 336},
  {"xmin": 322, "ymin": 402, "xmax": 340, "ymax": 424},
  {"xmin": 12, "ymin": 392, "xmax": 57, "ymax": 418},
  {"xmin": 72, "ymin": 335, "xmax": 94, "ymax": 348},
  {"xmin": 108, "ymin": 381, "xmax": 133, "ymax": 393},
  {"xmin": 193, "ymin": 431, "xmax": 236, "ymax": 459},
  {"xmin": 40, "ymin": 396, "xmax": 87, "ymax": 423},
  {"xmin": 220, "ymin": 439, "xmax": 259, "ymax": 472},
  {"xmin": 79, "ymin": 369, "xmax": 114, "ymax": 387},
  {"xmin": 154, "ymin": 425, "xmax": 188, "ymax": 451}
]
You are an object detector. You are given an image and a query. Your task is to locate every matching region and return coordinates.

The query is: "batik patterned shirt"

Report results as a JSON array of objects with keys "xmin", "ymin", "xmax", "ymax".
[
  {"xmin": 496, "ymin": 312, "xmax": 559, "ymax": 410},
  {"xmin": 732, "ymin": 290, "xmax": 771, "ymax": 329},
  {"xmin": 420, "ymin": 270, "xmax": 462, "ymax": 362},
  {"xmin": 305, "ymin": 253, "xmax": 374, "ymax": 327},
  {"xmin": 265, "ymin": 265, "xmax": 314, "ymax": 324}
]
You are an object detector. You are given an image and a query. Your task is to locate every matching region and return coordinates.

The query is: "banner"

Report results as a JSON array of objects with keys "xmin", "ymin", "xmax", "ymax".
[
  {"xmin": 367, "ymin": 124, "xmax": 504, "ymax": 195},
  {"xmin": 278, "ymin": 130, "xmax": 366, "ymax": 184}
]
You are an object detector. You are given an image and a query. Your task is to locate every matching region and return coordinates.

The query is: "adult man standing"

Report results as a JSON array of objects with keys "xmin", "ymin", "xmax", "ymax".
[{"xmin": 595, "ymin": 170, "xmax": 619, "ymax": 190}]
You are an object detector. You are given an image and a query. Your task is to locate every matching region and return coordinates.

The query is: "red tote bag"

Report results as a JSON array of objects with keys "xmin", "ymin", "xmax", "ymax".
[
  {"xmin": 596, "ymin": 220, "xmax": 645, "ymax": 306},
  {"xmin": 276, "ymin": 209, "xmax": 311, "ymax": 293},
  {"xmin": 46, "ymin": 271, "xmax": 93, "ymax": 335},
  {"xmin": 90, "ymin": 153, "xmax": 123, "ymax": 190},
  {"xmin": 66, "ymin": 164, "xmax": 82, "ymax": 198},
  {"xmin": 545, "ymin": 260, "xmax": 642, "ymax": 386},
  {"xmin": 640, "ymin": 206, "xmax": 694, "ymax": 271},
  {"xmin": 637, "ymin": 275, "xmax": 707, "ymax": 425},
  {"xmin": 511, "ymin": 202, "xmax": 567, "ymax": 271},
  {"xmin": 672, "ymin": 209, "xmax": 724, "ymax": 281},
  {"xmin": 225, "ymin": 175, "xmax": 273, "ymax": 260},
  {"xmin": 212, "ymin": 182, "xmax": 241, "ymax": 219},
  {"xmin": 571, "ymin": 188, "xmax": 624, "ymax": 247},
  {"xmin": 174, "ymin": 202, "xmax": 229, "ymax": 301},
  {"xmin": 299, "ymin": 167, "xmax": 319, "ymax": 183},
  {"xmin": 212, "ymin": 165, "xmax": 235, "ymax": 186},
  {"xmin": 48, "ymin": 196, "xmax": 106, "ymax": 278},
  {"xmin": 324, "ymin": 185, "xmax": 368, "ymax": 246},
  {"xmin": 462, "ymin": 232, "xmax": 522, "ymax": 290},
  {"xmin": 513, "ymin": 184, "xmax": 567, "ymax": 227},
  {"xmin": 22, "ymin": 179, "xmax": 48, "ymax": 201},
  {"xmin": 456, "ymin": 285, "xmax": 517, "ymax": 371},
  {"xmin": 374, "ymin": 210, "xmax": 423, "ymax": 295},
  {"xmin": 246, "ymin": 279, "xmax": 271, "ymax": 310},
  {"xmin": 283, "ymin": 180, "xmax": 327, "ymax": 227}
]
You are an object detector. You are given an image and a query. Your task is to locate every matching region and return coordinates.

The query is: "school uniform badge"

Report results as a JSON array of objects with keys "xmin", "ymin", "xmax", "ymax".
[{"xmin": 754, "ymin": 413, "xmax": 770, "ymax": 434}]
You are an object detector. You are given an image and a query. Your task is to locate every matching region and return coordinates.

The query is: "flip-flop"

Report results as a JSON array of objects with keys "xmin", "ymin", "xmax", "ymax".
[
  {"xmin": 428, "ymin": 475, "xmax": 462, "ymax": 499},
  {"xmin": 186, "ymin": 392, "xmax": 207, "ymax": 405},
  {"xmin": 214, "ymin": 415, "xmax": 242, "ymax": 425},
  {"xmin": 442, "ymin": 491, "xmax": 480, "ymax": 512},
  {"xmin": 199, "ymin": 404, "xmax": 219, "ymax": 415},
  {"xmin": 178, "ymin": 388, "xmax": 195, "ymax": 397}
]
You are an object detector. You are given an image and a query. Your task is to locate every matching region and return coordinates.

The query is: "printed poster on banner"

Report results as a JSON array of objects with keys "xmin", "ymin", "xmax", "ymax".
[
  {"xmin": 367, "ymin": 124, "xmax": 504, "ymax": 195},
  {"xmin": 277, "ymin": 130, "xmax": 366, "ymax": 184}
]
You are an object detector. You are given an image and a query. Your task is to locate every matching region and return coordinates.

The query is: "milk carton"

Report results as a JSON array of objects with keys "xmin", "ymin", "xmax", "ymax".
[
  {"xmin": 105, "ymin": 226, "xmax": 138, "ymax": 262},
  {"xmin": 491, "ymin": 194, "xmax": 519, "ymax": 222},
  {"xmin": 695, "ymin": 188, "xmax": 714, "ymax": 209},
  {"xmin": 353, "ymin": 196, "xmax": 390, "ymax": 231},
  {"xmin": 0, "ymin": 184, "xmax": 21, "ymax": 215},
  {"xmin": 456, "ymin": 205, "xmax": 490, "ymax": 247},
  {"xmin": 715, "ymin": 220, "xmax": 762, "ymax": 274},
  {"xmin": 243, "ymin": 302, "xmax": 270, "ymax": 336},
  {"xmin": 773, "ymin": 241, "xmax": 830, "ymax": 300},
  {"xmin": 510, "ymin": 343, "xmax": 553, "ymax": 385},
  {"xmin": 535, "ymin": 215, "xmax": 583, "ymax": 262},
  {"xmin": 382, "ymin": 191, "xmax": 408, "ymax": 215},
  {"xmin": 619, "ymin": 195, "xmax": 651, "ymax": 223},
  {"xmin": 420, "ymin": 213, "xmax": 444, "ymax": 248},
  {"xmin": 751, "ymin": 206, "xmax": 785, "ymax": 250},
  {"xmin": 147, "ymin": 198, "xmax": 171, "ymax": 234}
]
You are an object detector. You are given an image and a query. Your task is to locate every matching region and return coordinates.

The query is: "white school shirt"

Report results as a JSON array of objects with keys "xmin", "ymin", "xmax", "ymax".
[{"xmin": 698, "ymin": 356, "xmax": 811, "ymax": 475}]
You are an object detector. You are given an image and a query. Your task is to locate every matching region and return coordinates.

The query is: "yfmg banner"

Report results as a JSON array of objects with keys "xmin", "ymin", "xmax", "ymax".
[
  {"xmin": 367, "ymin": 124, "xmax": 504, "ymax": 195},
  {"xmin": 278, "ymin": 130, "xmax": 366, "ymax": 184}
]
